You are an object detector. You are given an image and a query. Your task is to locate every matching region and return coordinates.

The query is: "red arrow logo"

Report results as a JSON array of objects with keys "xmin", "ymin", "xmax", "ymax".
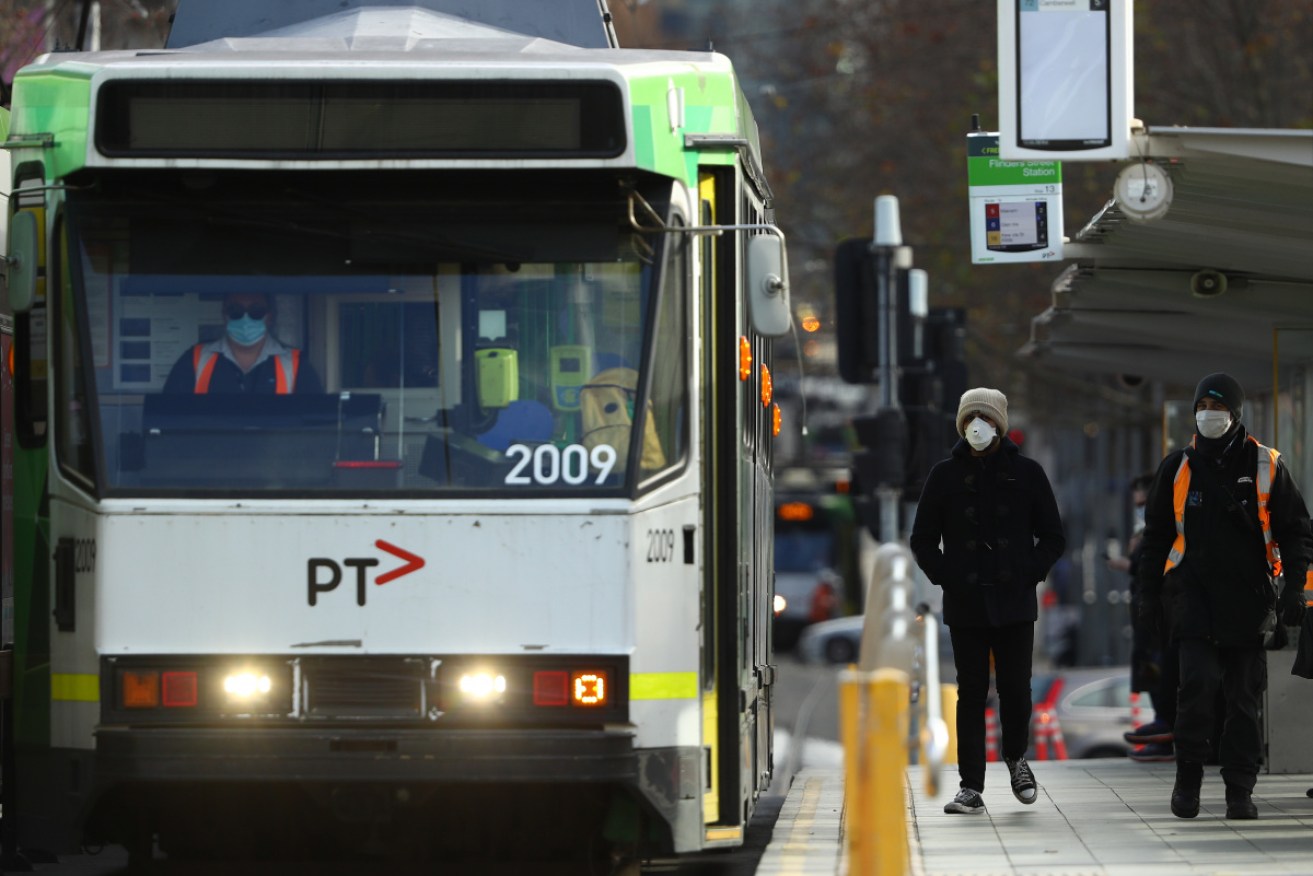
[{"xmin": 374, "ymin": 540, "xmax": 425, "ymax": 585}]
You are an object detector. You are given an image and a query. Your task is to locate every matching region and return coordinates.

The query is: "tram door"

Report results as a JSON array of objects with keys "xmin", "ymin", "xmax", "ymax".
[{"xmin": 698, "ymin": 166, "xmax": 774, "ymax": 834}]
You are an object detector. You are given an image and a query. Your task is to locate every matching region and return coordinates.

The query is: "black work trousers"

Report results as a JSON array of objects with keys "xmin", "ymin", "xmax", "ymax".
[
  {"xmin": 949, "ymin": 621, "xmax": 1035, "ymax": 792},
  {"xmin": 1151, "ymin": 638, "xmax": 1180, "ymax": 727},
  {"xmin": 1174, "ymin": 637, "xmax": 1266, "ymax": 792}
]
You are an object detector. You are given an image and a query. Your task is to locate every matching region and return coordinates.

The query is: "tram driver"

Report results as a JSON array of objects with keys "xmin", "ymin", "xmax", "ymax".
[{"xmin": 163, "ymin": 292, "xmax": 323, "ymax": 395}]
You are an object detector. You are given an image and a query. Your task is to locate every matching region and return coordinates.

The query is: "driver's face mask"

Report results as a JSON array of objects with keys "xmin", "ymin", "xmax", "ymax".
[{"xmin": 227, "ymin": 314, "xmax": 268, "ymax": 347}]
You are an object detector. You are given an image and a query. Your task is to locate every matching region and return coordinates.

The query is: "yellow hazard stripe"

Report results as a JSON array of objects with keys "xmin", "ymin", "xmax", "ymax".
[
  {"xmin": 52, "ymin": 673, "xmax": 100, "ymax": 703},
  {"xmin": 630, "ymin": 672, "xmax": 698, "ymax": 700}
]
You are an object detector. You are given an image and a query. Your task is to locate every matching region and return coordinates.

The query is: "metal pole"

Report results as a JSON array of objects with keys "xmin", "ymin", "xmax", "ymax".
[{"xmin": 873, "ymin": 196, "xmax": 905, "ymax": 545}]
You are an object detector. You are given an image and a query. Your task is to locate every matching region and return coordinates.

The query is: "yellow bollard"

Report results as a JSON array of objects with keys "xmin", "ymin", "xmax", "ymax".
[
  {"xmin": 941, "ymin": 683, "xmax": 958, "ymax": 766},
  {"xmin": 839, "ymin": 668, "xmax": 868, "ymax": 871},
  {"xmin": 840, "ymin": 667, "xmax": 910, "ymax": 875}
]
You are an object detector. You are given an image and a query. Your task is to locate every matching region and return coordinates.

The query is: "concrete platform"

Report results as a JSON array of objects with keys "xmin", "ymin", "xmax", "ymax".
[{"xmin": 760, "ymin": 760, "xmax": 1313, "ymax": 875}]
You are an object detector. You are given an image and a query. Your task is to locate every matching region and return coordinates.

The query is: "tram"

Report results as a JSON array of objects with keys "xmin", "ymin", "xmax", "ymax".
[{"xmin": 0, "ymin": 0, "xmax": 789, "ymax": 865}]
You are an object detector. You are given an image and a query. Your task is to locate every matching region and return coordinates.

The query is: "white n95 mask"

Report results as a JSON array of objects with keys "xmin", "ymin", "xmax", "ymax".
[
  {"xmin": 1195, "ymin": 409, "xmax": 1231, "ymax": 439},
  {"xmin": 965, "ymin": 417, "xmax": 997, "ymax": 451}
]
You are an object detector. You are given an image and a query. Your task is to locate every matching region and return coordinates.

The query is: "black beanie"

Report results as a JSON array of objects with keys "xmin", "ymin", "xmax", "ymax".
[{"xmin": 1194, "ymin": 372, "xmax": 1244, "ymax": 419}]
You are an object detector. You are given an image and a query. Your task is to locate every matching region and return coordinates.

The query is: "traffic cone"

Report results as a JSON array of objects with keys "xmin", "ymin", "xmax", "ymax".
[
  {"xmin": 1033, "ymin": 712, "xmax": 1049, "ymax": 760},
  {"xmin": 1128, "ymin": 691, "xmax": 1145, "ymax": 756},
  {"xmin": 985, "ymin": 707, "xmax": 999, "ymax": 762},
  {"xmin": 1049, "ymin": 715, "xmax": 1069, "ymax": 760}
]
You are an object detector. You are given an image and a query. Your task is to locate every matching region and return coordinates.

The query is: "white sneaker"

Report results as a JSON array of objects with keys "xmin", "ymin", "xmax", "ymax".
[
  {"xmin": 1005, "ymin": 757, "xmax": 1038, "ymax": 804},
  {"xmin": 943, "ymin": 787, "xmax": 985, "ymax": 814}
]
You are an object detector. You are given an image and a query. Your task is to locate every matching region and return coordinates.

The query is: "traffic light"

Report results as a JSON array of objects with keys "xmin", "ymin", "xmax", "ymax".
[
  {"xmin": 851, "ymin": 409, "xmax": 908, "ymax": 488},
  {"xmin": 835, "ymin": 238, "xmax": 927, "ymax": 385},
  {"xmin": 900, "ymin": 308, "xmax": 967, "ymax": 497},
  {"xmin": 848, "ymin": 409, "xmax": 907, "ymax": 539},
  {"xmin": 834, "ymin": 238, "xmax": 880, "ymax": 384}
]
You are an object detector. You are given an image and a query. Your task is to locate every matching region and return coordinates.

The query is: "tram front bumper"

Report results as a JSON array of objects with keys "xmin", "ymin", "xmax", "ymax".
[{"xmin": 94, "ymin": 725, "xmax": 638, "ymax": 785}]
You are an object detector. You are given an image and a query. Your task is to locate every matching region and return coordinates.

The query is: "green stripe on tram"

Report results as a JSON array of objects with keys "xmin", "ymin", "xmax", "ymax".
[
  {"xmin": 630, "ymin": 672, "xmax": 698, "ymax": 700},
  {"xmin": 52, "ymin": 673, "xmax": 100, "ymax": 703}
]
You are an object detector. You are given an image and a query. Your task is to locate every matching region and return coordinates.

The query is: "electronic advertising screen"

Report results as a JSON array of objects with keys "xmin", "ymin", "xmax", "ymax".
[{"xmin": 1016, "ymin": 0, "xmax": 1111, "ymax": 151}]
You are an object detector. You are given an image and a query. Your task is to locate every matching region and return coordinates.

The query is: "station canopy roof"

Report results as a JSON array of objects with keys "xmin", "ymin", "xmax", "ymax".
[{"xmin": 1018, "ymin": 127, "xmax": 1313, "ymax": 391}]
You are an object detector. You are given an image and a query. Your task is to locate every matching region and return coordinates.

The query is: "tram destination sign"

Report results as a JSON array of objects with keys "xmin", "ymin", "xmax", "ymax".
[
  {"xmin": 96, "ymin": 80, "xmax": 627, "ymax": 159},
  {"xmin": 966, "ymin": 131, "xmax": 1063, "ymax": 264}
]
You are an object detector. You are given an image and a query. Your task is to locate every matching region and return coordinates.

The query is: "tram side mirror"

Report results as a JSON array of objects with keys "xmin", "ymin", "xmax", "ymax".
[
  {"xmin": 6, "ymin": 210, "xmax": 39, "ymax": 313},
  {"xmin": 747, "ymin": 233, "xmax": 791, "ymax": 337}
]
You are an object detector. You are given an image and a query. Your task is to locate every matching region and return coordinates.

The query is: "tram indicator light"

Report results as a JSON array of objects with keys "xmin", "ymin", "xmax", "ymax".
[
  {"xmin": 121, "ymin": 670, "xmax": 160, "ymax": 709},
  {"xmin": 533, "ymin": 670, "xmax": 570, "ymax": 707},
  {"xmin": 162, "ymin": 671, "xmax": 199, "ymax": 708},
  {"xmin": 777, "ymin": 502, "xmax": 814, "ymax": 522},
  {"xmin": 571, "ymin": 671, "xmax": 608, "ymax": 707}
]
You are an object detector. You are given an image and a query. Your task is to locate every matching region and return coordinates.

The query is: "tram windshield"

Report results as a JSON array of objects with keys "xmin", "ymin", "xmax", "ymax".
[{"xmin": 57, "ymin": 172, "xmax": 688, "ymax": 496}]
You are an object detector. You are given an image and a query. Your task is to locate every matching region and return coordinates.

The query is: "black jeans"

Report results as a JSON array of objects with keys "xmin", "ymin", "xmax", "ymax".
[
  {"xmin": 950, "ymin": 621, "xmax": 1035, "ymax": 792},
  {"xmin": 1174, "ymin": 637, "xmax": 1266, "ymax": 791}
]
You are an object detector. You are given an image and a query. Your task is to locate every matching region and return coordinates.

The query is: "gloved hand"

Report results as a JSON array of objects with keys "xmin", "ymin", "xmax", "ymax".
[{"xmin": 1279, "ymin": 584, "xmax": 1306, "ymax": 627}]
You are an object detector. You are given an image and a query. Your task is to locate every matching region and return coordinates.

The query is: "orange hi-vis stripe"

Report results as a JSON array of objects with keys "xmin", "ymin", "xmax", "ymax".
[
  {"xmin": 193, "ymin": 345, "xmax": 219, "ymax": 393},
  {"xmin": 192, "ymin": 344, "xmax": 299, "ymax": 394},
  {"xmin": 1164, "ymin": 435, "xmax": 1281, "ymax": 576},
  {"xmin": 274, "ymin": 349, "xmax": 300, "ymax": 394}
]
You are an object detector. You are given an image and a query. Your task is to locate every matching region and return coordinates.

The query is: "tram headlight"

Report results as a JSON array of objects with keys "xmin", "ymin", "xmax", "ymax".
[
  {"xmin": 223, "ymin": 670, "xmax": 273, "ymax": 702},
  {"xmin": 773, "ymin": 594, "xmax": 787, "ymax": 617},
  {"xmin": 457, "ymin": 670, "xmax": 507, "ymax": 704}
]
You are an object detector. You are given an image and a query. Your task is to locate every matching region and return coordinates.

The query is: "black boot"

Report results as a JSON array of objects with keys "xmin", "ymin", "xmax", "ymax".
[
  {"xmin": 1225, "ymin": 785, "xmax": 1258, "ymax": 820},
  {"xmin": 1171, "ymin": 760, "xmax": 1203, "ymax": 818}
]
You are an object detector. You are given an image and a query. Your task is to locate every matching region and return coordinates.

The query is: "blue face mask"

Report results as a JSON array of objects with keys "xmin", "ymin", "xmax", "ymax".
[{"xmin": 227, "ymin": 315, "xmax": 267, "ymax": 346}]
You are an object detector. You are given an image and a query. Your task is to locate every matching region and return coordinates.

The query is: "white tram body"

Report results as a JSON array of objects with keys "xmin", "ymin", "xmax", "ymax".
[{"xmin": 2, "ymin": 0, "xmax": 787, "ymax": 863}]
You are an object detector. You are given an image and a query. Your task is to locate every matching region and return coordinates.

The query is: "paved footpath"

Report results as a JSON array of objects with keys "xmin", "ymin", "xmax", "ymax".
[{"xmin": 759, "ymin": 760, "xmax": 1313, "ymax": 875}]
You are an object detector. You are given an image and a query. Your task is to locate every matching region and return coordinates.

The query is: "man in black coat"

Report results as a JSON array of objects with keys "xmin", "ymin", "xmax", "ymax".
[
  {"xmin": 1138, "ymin": 372, "xmax": 1311, "ymax": 820},
  {"xmin": 911, "ymin": 387, "xmax": 1066, "ymax": 814}
]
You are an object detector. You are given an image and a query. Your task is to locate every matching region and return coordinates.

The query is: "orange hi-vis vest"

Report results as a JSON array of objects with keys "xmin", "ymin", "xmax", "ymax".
[
  {"xmin": 1163, "ymin": 435, "xmax": 1313, "ymax": 603},
  {"xmin": 192, "ymin": 344, "xmax": 301, "ymax": 394}
]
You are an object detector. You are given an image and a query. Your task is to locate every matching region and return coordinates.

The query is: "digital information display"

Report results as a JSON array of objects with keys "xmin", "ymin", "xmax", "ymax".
[
  {"xmin": 966, "ymin": 132, "xmax": 1063, "ymax": 264},
  {"xmin": 1017, "ymin": 0, "xmax": 1110, "ymax": 150},
  {"xmin": 996, "ymin": 0, "xmax": 1130, "ymax": 160},
  {"xmin": 96, "ymin": 80, "xmax": 626, "ymax": 159}
]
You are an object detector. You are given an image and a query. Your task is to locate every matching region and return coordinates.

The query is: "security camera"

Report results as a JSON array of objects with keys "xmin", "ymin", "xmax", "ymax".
[{"xmin": 1190, "ymin": 270, "xmax": 1227, "ymax": 298}]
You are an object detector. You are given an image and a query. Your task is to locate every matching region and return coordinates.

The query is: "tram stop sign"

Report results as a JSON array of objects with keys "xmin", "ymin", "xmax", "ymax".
[{"xmin": 966, "ymin": 131, "xmax": 1063, "ymax": 264}]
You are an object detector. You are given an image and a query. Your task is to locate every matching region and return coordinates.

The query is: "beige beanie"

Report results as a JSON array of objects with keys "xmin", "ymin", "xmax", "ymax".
[{"xmin": 956, "ymin": 387, "xmax": 1009, "ymax": 437}]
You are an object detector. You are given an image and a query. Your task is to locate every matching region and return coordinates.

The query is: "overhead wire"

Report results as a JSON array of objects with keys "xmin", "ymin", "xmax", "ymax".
[
  {"xmin": 648, "ymin": 0, "xmax": 984, "ymax": 51},
  {"xmin": 0, "ymin": 0, "xmax": 81, "ymax": 75}
]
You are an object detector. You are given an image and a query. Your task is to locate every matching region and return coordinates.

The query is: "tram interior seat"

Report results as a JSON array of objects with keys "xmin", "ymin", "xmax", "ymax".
[
  {"xmin": 475, "ymin": 399, "xmax": 555, "ymax": 452},
  {"xmin": 137, "ymin": 393, "xmax": 382, "ymax": 485},
  {"xmin": 417, "ymin": 427, "xmax": 507, "ymax": 486}
]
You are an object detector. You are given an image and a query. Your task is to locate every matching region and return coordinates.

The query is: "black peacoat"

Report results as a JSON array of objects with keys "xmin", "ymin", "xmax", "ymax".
[{"xmin": 910, "ymin": 436, "xmax": 1066, "ymax": 628}]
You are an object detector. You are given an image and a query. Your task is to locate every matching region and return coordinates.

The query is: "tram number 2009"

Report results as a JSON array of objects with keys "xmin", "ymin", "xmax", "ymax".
[
  {"xmin": 646, "ymin": 529, "xmax": 676, "ymax": 563},
  {"xmin": 504, "ymin": 443, "xmax": 617, "ymax": 486},
  {"xmin": 74, "ymin": 538, "xmax": 97, "ymax": 573}
]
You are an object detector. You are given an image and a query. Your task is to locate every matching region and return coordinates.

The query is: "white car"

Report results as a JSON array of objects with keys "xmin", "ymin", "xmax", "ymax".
[
  {"xmin": 796, "ymin": 614, "xmax": 864, "ymax": 665},
  {"xmin": 798, "ymin": 613, "xmax": 956, "ymax": 682}
]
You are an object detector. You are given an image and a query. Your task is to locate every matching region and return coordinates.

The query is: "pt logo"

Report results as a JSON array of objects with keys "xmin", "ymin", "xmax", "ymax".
[{"xmin": 308, "ymin": 540, "xmax": 425, "ymax": 606}]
